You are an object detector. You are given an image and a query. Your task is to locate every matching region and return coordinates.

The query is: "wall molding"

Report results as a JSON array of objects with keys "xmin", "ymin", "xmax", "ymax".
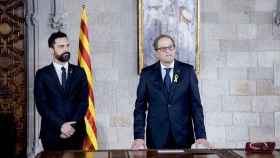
[
  {"xmin": 49, "ymin": 0, "xmax": 66, "ymax": 31},
  {"xmin": 26, "ymin": 0, "xmax": 40, "ymax": 157}
]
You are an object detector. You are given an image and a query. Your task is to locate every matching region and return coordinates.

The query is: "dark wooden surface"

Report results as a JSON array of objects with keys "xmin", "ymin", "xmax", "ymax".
[{"xmin": 36, "ymin": 149, "xmax": 280, "ymax": 158}]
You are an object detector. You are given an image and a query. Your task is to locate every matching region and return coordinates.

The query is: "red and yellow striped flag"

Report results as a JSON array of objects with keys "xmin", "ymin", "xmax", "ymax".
[{"xmin": 78, "ymin": 5, "xmax": 98, "ymax": 151}]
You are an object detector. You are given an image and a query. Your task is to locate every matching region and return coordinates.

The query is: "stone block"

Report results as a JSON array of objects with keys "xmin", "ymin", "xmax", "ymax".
[
  {"xmin": 200, "ymin": 39, "xmax": 220, "ymax": 52},
  {"xmin": 247, "ymin": 67, "xmax": 273, "ymax": 80},
  {"xmin": 200, "ymin": 66, "xmax": 218, "ymax": 80},
  {"xmin": 95, "ymin": 68, "xmax": 118, "ymax": 81},
  {"xmin": 275, "ymin": 112, "xmax": 280, "ymax": 140},
  {"xmin": 200, "ymin": 24, "xmax": 219, "ymax": 40},
  {"xmin": 201, "ymin": 80, "xmax": 229, "ymax": 97},
  {"xmin": 250, "ymin": 40, "xmax": 280, "ymax": 51},
  {"xmin": 227, "ymin": 52, "xmax": 257, "ymax": 67},
  {"xmin": 256, "ymin": 24, "xmax": 274, "ymax": 40},
  {"xmin": 255, "ymin": 0, "xmax": 277, "ymax": 12},
  {"xmin": 218, "ymin": 67, "xmax": 247, "ymax": 80},
  {"xmin": 205, "ymin": 125, "xmax": 226, "ymax": 142},
  {"xmin": 233, "ymin": 113, "xmax": 260, "ymax": 126},
  {"xmin": 250, "ymin": 12, "xmax": 274, "ymax": 24},
  {"xmin": 116, "ymin": 53, "xmax": 138, "ymax": 80},
  {"xmin": 220, "ymin": 0, "xmax": 255, "ymax": 13},
  {"xmin": 249, "ymin": 127, "xmax": 275, "ymax": 141},
  {"xmin": 220, "ymin": 40, "xmax": 250, "ymax": 52},
  {"xmin": 257, "ymin": 51, "xmax": 279, "ymax": 67},
  {"xmin": 222, "ymin": 96, "xmax": 252, "ymax": 112},
  {"xmin": 94, "ymin": 53, "xmax": 113, "ymax": 69},
  {"xmin": 237, "ymin": 24, "xmax": 257, "ymax": 39},
  {"xmin": 96, "ymin": 113, "xmax": 110, "ymax": 128},
  {"xmin": 93, "ymin": 41, "xmax": 120, "ymax": 54},
  {"xmin": 200, "ymin": 0, "xmax": 221, "ymax": 12},
  {"xmin": 225, "ymin": 126, "xmax": 249, "ymax": 141},
  {"xmin": 200, "ymin": 52, "xmax": 227, "ymax": 68},
  {"xmin": 116, "ymin": 127, "xmax": 133, "ymax": 148},
  {"xmin": 230, "ymin": 80, "xmax": 256, "ymax": 96},
  {"xmin": 116, "ymin": 80, "xmax": 136, "ymax": 113},
  {"xmin": 201, "ymin": 12, "xmax": 219, "ymax": 24},
  {"xmin": 97, "ymin": 127, "xmax": 118, "ymax": 145},
  {"xmin": 201, "ymin": 24, "xmax": 237, "ymax": 40},
  {"xmin": 202, "ymin": 96, "xmax": 222, "ymax": 112},
  {"xmin": 256, "ymin": 80, "xmax": 280, "ymax": 96},
  {"xmin": 205, "ymin": 112, "xmax": 233, "ymax": 125},
  {"xmin": 273, "ymin": 64, "xmax": 280, "ymax": 87},
  {"xmin": 260, "ymin": 113, "xmax": 274, "ymax": 127},
  {"xmin": 219, "ymin": 12, "xmax": 250, "ymax": 24},
  {"xmin": 252, "ymin": 96, "xmax": 280, "ymax": 112},
  {"xmin": 110, "ymin": 114, "xmax": 132, "ymax": 127},
  {"xmin": 94, "ymin": 82, "xmax": 117, "ymax": 113}
]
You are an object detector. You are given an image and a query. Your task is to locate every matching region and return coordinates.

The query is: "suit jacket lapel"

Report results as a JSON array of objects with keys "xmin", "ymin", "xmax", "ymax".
[
  {"xmin": 49, "ymin": 64, "xmax": 64, "ymax": 94},
  {"xmin": 152, "ymin": 61, "xmax": 170, "ymax": 101},
  {"xmin": 65, "ymin": 64, "xmax": 74, "ymax": 93},
  {"xmin": 169, "ymin": 60, "xmax": 181, "ymax": 101}
]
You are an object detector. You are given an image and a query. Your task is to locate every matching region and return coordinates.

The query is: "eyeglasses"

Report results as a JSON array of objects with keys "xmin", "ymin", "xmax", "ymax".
[{"xmin": 156, "ymin": 45, "xmax": 175, "ymax": 52}]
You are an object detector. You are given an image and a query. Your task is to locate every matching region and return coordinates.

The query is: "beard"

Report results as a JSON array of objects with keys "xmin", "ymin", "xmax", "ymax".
[{"xmin": 55, "ymin": 52, "xmax": 70, "ymax": 62}]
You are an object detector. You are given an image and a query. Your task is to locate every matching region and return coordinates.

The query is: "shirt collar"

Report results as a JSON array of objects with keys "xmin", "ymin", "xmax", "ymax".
[
  {"xmin": 160, "ymin": 61, "xmax": 174, "ymax": 70},
  {"xmin": 53, "ymin": 61, "xmax": 69, "ymax": 70}
]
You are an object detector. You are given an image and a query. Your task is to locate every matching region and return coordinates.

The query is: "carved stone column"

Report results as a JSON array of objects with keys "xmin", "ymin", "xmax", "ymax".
[
  {"xmin": 26, "ymin": 0, "xmax": 40, "ymax": 157},
  {"xmin": 49, "ymin": 0, "xmax": 66, "ymax": 31}
]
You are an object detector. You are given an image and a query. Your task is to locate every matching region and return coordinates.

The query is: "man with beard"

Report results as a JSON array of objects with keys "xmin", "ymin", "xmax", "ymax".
[{"xmin": 34, "ymin": 31, "xmax": 88, "ymax": 150}]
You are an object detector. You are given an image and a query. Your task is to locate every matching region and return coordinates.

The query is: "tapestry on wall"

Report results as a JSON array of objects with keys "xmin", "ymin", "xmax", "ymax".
[{"xmin": 0, "ymin": 0, "xmax": 26, "ymax": 156}]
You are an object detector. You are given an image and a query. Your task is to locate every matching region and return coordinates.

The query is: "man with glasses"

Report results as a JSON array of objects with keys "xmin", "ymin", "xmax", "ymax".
[{"xmin": 132, "ymin": 34, "xmax": 211, "ymax": 149}]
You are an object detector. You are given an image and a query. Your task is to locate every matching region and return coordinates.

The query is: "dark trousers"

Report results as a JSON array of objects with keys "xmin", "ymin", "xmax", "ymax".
[
  {"xmin": 163, "ymin": 128, "xmax": 191, "ymax": 149},
  {"xmin": 147, "ymin": 127, "xmax": 192, "ymax": 149},
  {"xmin": 41, "ymin": 134, "xmax": 84, "ymax": 151}
]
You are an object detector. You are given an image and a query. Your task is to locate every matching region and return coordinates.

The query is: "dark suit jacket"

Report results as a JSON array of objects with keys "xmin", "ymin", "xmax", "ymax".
[
  {"xmin": 134, "ymin": 60, "xmax": 206, "ymax": 149},
  {"xmin": 34, "ymin": 63, "xmax": 88, "ymax": 147}
]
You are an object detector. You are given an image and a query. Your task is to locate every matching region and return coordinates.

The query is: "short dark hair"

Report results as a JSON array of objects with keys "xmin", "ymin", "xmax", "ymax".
[
  {"xmin": 153, "ymin": 34, "xmax": 176, "ymax": 50},
  {"xmin": 48, "ymin": 31, "xmax": 68, "ymax": 48}
]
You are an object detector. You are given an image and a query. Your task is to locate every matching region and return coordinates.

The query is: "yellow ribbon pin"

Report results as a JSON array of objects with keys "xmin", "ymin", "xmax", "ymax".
[{"xmin": 174, "ymin": 74, "xmax": 179, "ymax": 83}]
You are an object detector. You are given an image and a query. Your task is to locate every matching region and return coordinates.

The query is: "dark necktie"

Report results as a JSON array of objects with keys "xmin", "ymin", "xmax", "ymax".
[
  {"xmin": 164, "ymin": 68, "xmax": 172, "ymax": 92},
  {"xmin": 61, "ymin": 67, "xmax": 66, "ymax": 89}
]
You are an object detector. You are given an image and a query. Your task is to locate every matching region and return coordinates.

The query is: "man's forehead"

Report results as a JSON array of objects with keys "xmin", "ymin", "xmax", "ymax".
[
  {"xmin": 158, "ymin": 37, "xmax": 173, "ymax": 46},
  {"xmin": 54, "ymin": 37, "xmax": 69, "ymax": 45}
]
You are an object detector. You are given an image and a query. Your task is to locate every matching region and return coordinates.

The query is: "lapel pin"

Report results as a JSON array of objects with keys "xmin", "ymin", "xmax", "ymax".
[{"xmin": 174, "ymin": 74, "xmax": 179, "ymax": 83}]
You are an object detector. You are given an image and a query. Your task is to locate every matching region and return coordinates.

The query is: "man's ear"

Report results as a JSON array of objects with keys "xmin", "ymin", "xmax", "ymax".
[
  {"xmin": 154, "ymin": 51, "xmax": 159, "ymax": 58},
  {"xmin": 49, "ymin": 47, "xmax": 54, "ymax": 54}
]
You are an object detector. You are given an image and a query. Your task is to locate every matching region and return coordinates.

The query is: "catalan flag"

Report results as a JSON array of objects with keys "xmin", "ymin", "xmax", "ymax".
[{"xmin": 78, "ymin": 5, "xmax": 98, "ymax": 150}]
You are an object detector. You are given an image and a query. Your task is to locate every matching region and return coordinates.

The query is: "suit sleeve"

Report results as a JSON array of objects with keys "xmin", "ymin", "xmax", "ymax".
[
  {"xmin": 189, "ymin": 68, "xmax": 207, "ymax": 139},
  {"xmin": 133, "ymin": 71, "xmax": 148, "ymax": 139},
  {"xmin": 34, "ymin": 70, "xmax": 64, "ymax": 131},
  {"xmin": 72, "ymin": 68, "xmax": 89, "ymax": 122}
]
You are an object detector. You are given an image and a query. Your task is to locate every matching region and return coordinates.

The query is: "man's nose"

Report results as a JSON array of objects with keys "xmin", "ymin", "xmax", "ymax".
[{"xmin": 64, "ymin": 46, "xmax": 69, "ymax": 51}]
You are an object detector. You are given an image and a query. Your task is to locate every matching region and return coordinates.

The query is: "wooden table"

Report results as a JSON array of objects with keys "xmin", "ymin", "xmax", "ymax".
[{"xmin": 36, "ymin": 149, "xmax": 280, "ymax": 158}]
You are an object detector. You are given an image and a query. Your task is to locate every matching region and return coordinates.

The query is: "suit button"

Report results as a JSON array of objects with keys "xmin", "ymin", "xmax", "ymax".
[{"xmin": 168, "ymin": 104, "xmax": 171, "ymax": 108}]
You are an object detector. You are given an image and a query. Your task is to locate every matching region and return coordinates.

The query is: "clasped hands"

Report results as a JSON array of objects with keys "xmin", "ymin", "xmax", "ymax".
[{"xmin": 60, "ymin": 121, "xmax": 76, "ymax": 139}]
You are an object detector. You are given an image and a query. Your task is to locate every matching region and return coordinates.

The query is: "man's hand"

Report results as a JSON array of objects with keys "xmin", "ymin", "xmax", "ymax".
[
  {"xmin": 60, "ymin": 133, "xmax": 68, "ymax": 139},
  {"xmin": 195, "ymin": 138, "xmax": 214, "ymax": 149},
  {"xmin": 60, "ymin": 121, "xmax": 76, "ymax": 138},
  {"xmin": 131, "ymin": 139, "xmax": 146, "ymax": 150}
]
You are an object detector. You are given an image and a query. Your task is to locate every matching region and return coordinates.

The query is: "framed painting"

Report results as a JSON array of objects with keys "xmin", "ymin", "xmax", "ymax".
[{"xmin": 138, "ymin": 0, "xmax": 200, "ymax": 74}]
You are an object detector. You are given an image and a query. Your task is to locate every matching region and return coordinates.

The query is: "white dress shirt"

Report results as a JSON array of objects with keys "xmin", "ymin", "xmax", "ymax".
[
  {"xmin": 160, "ymin": 61, "xmax": 174, "ymax": 82},
  {"xmin": 53, "ymin": 62, "xmax": 69, "ymax": 85}
]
